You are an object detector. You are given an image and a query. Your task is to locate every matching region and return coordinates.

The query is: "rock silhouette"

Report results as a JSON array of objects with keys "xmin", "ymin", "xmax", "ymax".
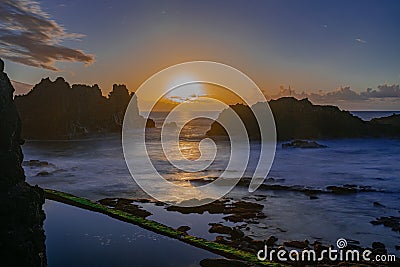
[
  {"xmin": 14, "ymin": 77, "xmax": 154, "ymax": 139},
  {"xmin": 0, "ymin": 58, "xmax": 47, "ymax": 266},
  {"xmin": 207, "ymin": 97, "xmax": 400, "ymax": 140}
]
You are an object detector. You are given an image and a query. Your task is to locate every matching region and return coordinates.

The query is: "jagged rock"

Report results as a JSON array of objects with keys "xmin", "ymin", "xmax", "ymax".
[
  {"xmin": 0, "ymin": 58, "xmax": 47, "ymax": 266},
  {"xmin": 14, "ymin": 78, "xmax": 155, "ymax": 139},
  {"xmin": 207, "ymin": 97, "xmax": 400, "ymax": 140}
]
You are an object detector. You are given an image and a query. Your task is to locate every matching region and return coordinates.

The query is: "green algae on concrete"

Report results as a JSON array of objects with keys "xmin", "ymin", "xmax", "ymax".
[{"xmin": 44, "ymin": 188, "xmax": 283, "ymax": 266}]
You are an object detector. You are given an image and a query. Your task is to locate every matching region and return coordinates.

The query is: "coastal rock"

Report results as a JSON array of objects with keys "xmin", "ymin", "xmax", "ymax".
[
  {"xmin": 326, "ymin": 185, "xmax": 357, "ymax": 194},
  {"xmin": 209, "ymin": 223, "xmax": 233, "ymax": 235},
  {"xmin": 23, "ymin": 160, "xmax": 52, "ymax": 167},
  {"xmin": 0, "ymin": 58, "xmax": 47, "ymax": 266},
  {"xmin": 36, "ymin": 171, "xmax": 51, "ymax": 176},
  {"xmin": 266, "ymin": 235, "xmax": 278, "ymax": 246},
  {"xmin": 371, "ymin": 114, "xmax": 400, "ymax": 127},
  {"xmin": 98, "ymin": 198, "xmax": 152, "ymax": 218},
  {"xmin": 373, "ymin": 201, "xmax": 386, "ymax": 208},
  {"xmin": 207, "ymin": 97, "xmax": 400, "ymax": 140},
  {"xmin": 176, "ymin": 225, "xmax": 191, "ymax": 234},
  {"xmin": 283, "ymin": 239, "xmax": 310, "ymax": 249},
  {"xmin": 371, "ymin": 242, "xmax": 387, "ymax": 256},
  {"xmin": 282, "ymin": 140, "xmax": 327, "ymax": 149},
  {"xmin": 166, "ymin": 199, "xmax": 265, "ymax": 223},
  {"xmin": 14, "ymin": 78, "xmax": 155, "ymax": 139},
  {"xmin": 370, "ymin": 216, "xmax": 400, "ymax": 232},
  {"xmin": 198, "ymin": 177, "xmax": 381, "ymax": 196}
]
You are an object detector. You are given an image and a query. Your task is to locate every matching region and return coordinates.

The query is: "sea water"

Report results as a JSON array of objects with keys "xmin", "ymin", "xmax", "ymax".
[{"xmin": 23, "ymin": 111, "xmax": 400, "ymax": 257}]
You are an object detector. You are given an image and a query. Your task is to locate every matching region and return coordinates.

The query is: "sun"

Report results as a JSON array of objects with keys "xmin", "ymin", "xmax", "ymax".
[{"xmin": 164, "ymin": 74, "xmax": 206, "ymax": 103}]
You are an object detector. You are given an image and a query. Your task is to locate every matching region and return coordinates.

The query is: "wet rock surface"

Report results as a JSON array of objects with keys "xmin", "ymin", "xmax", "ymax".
[
  {"xmin": 97, "ymin": 196, "xmax": 400, "ymax": 266},
  {"xmin": 166, "ymin": 199, "xmax": 266, "ymax": 223},
  {"xmin": 98, "ymin": 198, "xmax": 152, "ymax": 218},
  {"xmin": 176, "ymin": 225, "xmax": 191, "ymax": 235}
]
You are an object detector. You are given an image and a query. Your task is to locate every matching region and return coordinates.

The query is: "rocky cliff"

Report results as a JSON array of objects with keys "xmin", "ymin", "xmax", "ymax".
[
  {"xmin": 14, "ymin": 77, "xmax": 154, "ymax": 139},
  {"xmin": 0, "ymin": 63, "xmax": 47, "ymax": 266},
  {"xmin": 207, "ymin": 97, "xmax": 400, "ymax": 140}
]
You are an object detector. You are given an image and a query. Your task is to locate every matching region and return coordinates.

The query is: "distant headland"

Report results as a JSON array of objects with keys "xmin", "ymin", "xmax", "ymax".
[{"xmin": 207, "ymin": 97, "xmax": 400, "ymax": 140}]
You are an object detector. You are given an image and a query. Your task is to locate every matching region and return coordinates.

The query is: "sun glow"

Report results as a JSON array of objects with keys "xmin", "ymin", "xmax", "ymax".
[{"xmin": 164, "ymin": 74, "xmax": 206, "ymax": 103}]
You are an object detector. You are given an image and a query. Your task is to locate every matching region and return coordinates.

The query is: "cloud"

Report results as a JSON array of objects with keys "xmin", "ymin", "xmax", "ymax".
[
  {"xmin": 314, "ymin": 86, "xmax": 364, "ymax": 101},
  {"xmin": 361, "ymin": 84, "xmax": 400, "ymax": 98},
  {"xmin": 267, "ymin": 84, "xmax": 400, "ymax": 108},
  {"xmin": 355, "ymin": 38, "xmax": 366, "ymax": 44},
  {"xmin": 0, "ymin": 0, "xmax": 94, "ymax": 71}
]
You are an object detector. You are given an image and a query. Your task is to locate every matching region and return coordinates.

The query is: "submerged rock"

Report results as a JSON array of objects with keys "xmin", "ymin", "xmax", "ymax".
[
  {"xmin": 373, "ymin": 201, "xmax": 386, "ymax": 208},
  {"xmin": 370, "ymin": 216, "xmax": 400, "ymax": 232},
  {"xmin": 23, "ymin": 159, "xmax": 51, "ymax": 167},
  {"xmin": 282, "ymin": 140, "xmax": 327, "ymax": 149},
  {"xmin": 36, "ymin": 171, "xmax": 51, "ymax": 177}
]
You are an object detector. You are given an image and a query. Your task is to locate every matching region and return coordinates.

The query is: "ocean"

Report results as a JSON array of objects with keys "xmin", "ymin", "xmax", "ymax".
[{"xmin": 23, "ymin": 111, "xmax": 400, "ymax": 261}]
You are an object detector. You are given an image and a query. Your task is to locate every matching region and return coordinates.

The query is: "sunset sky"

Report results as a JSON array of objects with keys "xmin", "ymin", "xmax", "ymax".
[{"xmin": 1, "ymin": 0, "xmax": 400, "ymax": 110}]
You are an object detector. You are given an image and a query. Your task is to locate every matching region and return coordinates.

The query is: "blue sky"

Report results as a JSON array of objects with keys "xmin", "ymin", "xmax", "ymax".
[{"xmin": 1, "ymin": 0, "xmax": 400, "ymax": 109}]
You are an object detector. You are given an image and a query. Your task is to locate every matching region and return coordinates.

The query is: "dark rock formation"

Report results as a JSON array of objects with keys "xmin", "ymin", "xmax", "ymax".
[
  {"xmin": 166, "ymin": 199, "xmax": 266, "ymax": 223},
  {"xmin": 0, "ymin": 58, "xmax": 46, "ymax": 266},
  {"xmin": 371, "ymin": 114, "xmax": 400, "ymax": 127},
  {"xmin": 282, "ymin": 140, "xmax": 327, "ymax": 149},
  {"xmin": 14, "ymin": 77, "xmax": 154, "ymax": 139},
  {"xmin": 98, "ymin": 198, "xmax": 152, "ymax": 218},
  {"xmin": 207, "ymin": 97, "xmax": 400, "ymax": 140},
  {"xmin": 370, "ymin": 216, "xmax": 400, "ymax": 232},
  {"xmin": 176, "ymin": 225, "xmax": 191, "ymax": 235}
]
